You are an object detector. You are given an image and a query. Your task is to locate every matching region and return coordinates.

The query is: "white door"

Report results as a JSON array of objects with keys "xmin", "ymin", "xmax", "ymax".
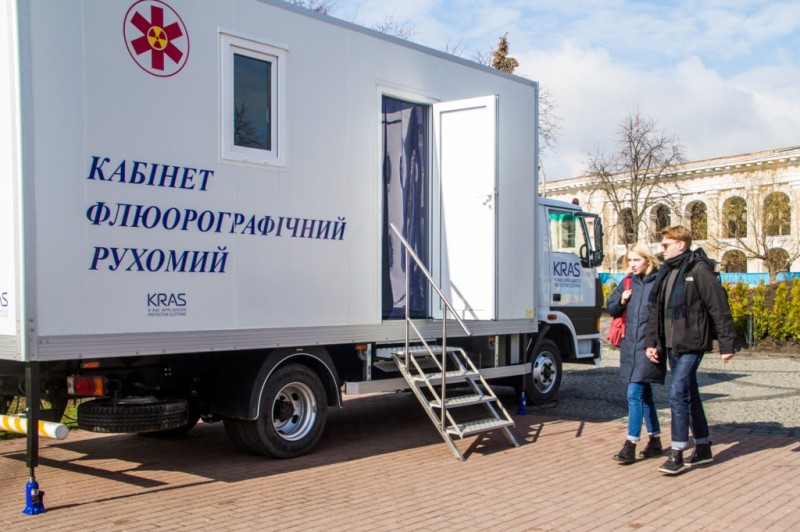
[{"xmin": 432, "ymin": 96, "xmax": 497, "ymax": 320}]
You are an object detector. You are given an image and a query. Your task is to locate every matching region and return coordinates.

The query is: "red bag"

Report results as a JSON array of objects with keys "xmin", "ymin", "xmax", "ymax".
[{"xmin": 608, "ymin": 276, "xmax": 631, "ymax": 347}]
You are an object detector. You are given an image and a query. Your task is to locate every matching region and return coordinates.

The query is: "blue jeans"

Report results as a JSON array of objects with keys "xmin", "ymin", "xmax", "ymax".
[
  {"xmin": 627, "ymin": 382, "xmax": 660, "ymax": 441},
  {"xmin": 668, "ymin": 350, "xmax": 709, "ymax": 450}
]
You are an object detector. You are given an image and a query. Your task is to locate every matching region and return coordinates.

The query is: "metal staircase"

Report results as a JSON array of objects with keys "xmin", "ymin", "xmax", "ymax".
[{"xmin": 388, "ymin": 225, "xmax": 519, "ymax": 461}]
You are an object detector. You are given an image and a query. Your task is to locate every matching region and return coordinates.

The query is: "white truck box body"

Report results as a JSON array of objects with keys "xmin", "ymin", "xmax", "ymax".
[{"xmin": 0, "ymin": 0, "xmax": 538, "ymax": 362}]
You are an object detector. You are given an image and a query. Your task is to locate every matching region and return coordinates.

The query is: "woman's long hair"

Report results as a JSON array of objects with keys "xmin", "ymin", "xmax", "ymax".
[{"xmin": 622, "ymin": 243, "xmax": 661, "ymax": 275}]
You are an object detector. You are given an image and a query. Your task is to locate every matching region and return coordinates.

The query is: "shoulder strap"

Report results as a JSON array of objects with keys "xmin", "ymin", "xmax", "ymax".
[{"xmin": 624, "ymin": 275, "xmax": 631, "ymax": 290}]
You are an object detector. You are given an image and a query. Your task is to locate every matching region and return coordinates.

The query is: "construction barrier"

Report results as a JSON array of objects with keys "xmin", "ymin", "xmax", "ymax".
[{"xmin": 0, "ymin": 414, "xmax": 69, "ymax": 440}]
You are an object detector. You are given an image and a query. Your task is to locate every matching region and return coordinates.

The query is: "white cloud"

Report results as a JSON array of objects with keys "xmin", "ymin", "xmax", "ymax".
[{"xmin": 329, "ymin": 0, "xmax": 800, "ymax": 181}]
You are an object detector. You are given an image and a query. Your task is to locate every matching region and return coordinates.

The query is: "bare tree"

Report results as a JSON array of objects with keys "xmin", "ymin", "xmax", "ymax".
[
  {"xmin": 372, "ymin": 15, "xmax": 417, "ymax": 40},
  {"xmin": 286, "ymin": 0, "xmax": 336, "ymax": 14},
  {"xmin": 585, "ymin": 113, "xmax": 685, "ymax": 246},
  {"xmin": 706, "ymin": 171, "xmax": 798, "ymax": 283},
  {"xmin": 481, "ymin": 34, "xmax": 560, "ymax": 153},
  {"xmin": 538, "ymin": 86, "xmax": 561, "ymax": 154}
]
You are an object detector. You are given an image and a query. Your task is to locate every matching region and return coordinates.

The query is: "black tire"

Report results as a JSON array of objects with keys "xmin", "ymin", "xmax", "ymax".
[
  {"xmin": 525, "ymin": 339, "xmax": 562, "ymax": 404},
  {"xmin": 223, "ymin": 364, "xmax": 327, "ymax": 459},
  {"xmin": 77, "ymin": 398, "xmax": 188, "ymax": 433},
  {"xmin": 140, "ymin": 407, "xmax": 201, "ymax": 438}
]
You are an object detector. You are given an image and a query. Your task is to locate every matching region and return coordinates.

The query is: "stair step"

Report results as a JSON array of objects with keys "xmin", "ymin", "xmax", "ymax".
[
  {"xmin": 447, "ymin": 417, "xmax": 514, "ymax": 438},
  {"xmin": 377, "ymin": 344, "xmax": 440, "ymax": 359},
  {"xmin": 413, "ymin": 368, "xmax": 477, "ymax": 384},
  {"xmin": 430, "ymin": 394, "xmax": 495, "ymax": 409}
]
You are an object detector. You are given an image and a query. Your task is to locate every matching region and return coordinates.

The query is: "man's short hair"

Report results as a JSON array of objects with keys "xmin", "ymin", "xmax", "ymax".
[{"xmin": 662, "ymin": 225, "xmax": 693, "ymax": 248}]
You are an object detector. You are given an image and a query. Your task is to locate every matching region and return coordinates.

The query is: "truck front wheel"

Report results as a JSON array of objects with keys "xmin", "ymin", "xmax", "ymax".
[
  {"xmin": 224, "ymin": 364, "xmax": 327, "ymax": 459},
  {"xmin": 526, "ymin": 339, "xmax": 562, "ymax": 404}
]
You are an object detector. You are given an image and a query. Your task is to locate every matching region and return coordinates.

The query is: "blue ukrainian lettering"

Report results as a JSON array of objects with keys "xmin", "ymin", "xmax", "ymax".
[
  {"xmin": 89, "ymin": 247, "xmax": 109, "ymax": 270},
  {"xmin": 331, "ymin": 217, "xmax": 347, "ymax": 240},
  {"xmin": 166, "ymin": 250, "xmax": 189, "ymax": 272},
  {"xmin": 181, "ymin": 209, "xmax": 198, "ymax": 231},
  {"xmin": 126, "ymin": 248, "xmax": 148, "ymax": 271},
  {"xmin": 108, "ymin": 203, "xmax": 133, "ymax": 227},
  {"xmin": 86, "ymin": 156, "xmax": 111, "ymax": 181},
  {"xmin": 129, "ymin": 161, "xmax": 148, "ymax": 184},
  {"xmin": 315, "ymin": 220, "xmax": 331, "ymax": 239},
  {"xmin": 209, "ymin": 247, "xmax": 228, "ymax": 273},
  {"xmin": 189, "ymin": 251, "xmax": 209, "ymax": 272},
  {"xmin": 91, "ymin": 246, "xmax": 227, "ymax": 273},
  {"xmin": 136, "ymin": 206, "xmax": 161, "ymax": 229},
  {"xmin": 197, "ymin": 169, "xmax": 213, "ymax": 191},
  {"xmin": 179, "ymin": 167, "xmax": 197, "ymax": 190},
  {"xmin": 230, "ymin": 213, "xmax": 246, "ymax": 233},
  {"xmin": 241, "ymin": 216, "xmax": 256, "ymax": 235},
  {"xmin": 108, "ymin": 160, "xmax": 128, "ymax": 183},
  {"xmin": 108, "ymin": 247, "xmax": 129, "ymax": 271},
  {"xmin": 86, "ymin": 202, "xmax": 111, "ymax": 225},
  {"xmin": 158, "ymin": 165, "xmax": 180, "ymax": 188},
  {"xmin": 285, "ymin": 217, "xmax": 299, "ymax": 237},
  {"xmin": 197, "ymin": 211, "xmax": 215, "ymax": 232},
  {"xmin": 213, "ymin": 212, "xmax": 232, "ymax": 233},
  {"xmin": 145, "ymin": 249, "xmax": 166, "ymax": 271},
  {"xmin": 258, "ymin": 216, "xmax": 273, "ymax": 235},
  {"xmin": 300, "ymin": 218, "xmax": 316, "ymax": 239},
  {"xmin": 162, "ymin": 207, "xmax": 181, "ymax": 230},
  {"xmin": 87, "ymin": 156, "xmax": 214, "ymax": 192}
]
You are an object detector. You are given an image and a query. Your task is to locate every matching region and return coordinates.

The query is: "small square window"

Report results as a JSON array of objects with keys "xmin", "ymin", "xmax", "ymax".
[{"xmin": 221, "ymin": 33, "xmax": 286, "ymax": 166}]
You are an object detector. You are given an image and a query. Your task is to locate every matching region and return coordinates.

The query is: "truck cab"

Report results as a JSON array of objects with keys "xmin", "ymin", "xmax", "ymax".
[{"xmin": 525, "ymin": 197, "xmax": 604, "ymax": 400}]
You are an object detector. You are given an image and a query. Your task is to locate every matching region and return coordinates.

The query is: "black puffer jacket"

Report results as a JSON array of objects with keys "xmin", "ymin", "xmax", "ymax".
[
  {"xmin": 644, "ymin": 248, "xmax": 735, "ymax": 355},
  {"xmin": 607, "ymin": 273, "xmax": 666, "ymax": 384}
]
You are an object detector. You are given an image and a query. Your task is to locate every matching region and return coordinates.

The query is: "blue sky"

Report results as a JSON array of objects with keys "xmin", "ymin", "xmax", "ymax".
[{"xmin": 327, "ymin": 0, "xmax": 800, "ymax": 180}]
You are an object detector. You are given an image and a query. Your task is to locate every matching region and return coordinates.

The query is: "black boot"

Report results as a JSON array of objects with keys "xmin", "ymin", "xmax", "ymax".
[
  {"xmin": 688, "ymin": 442, "xmax": 713, "ymax": 466},
  {"xmin": 658, "ymin": 449, "xmax": 685, "ymax": 475},
  {"xmin": 639, "ymin": 436, "xmax": 663, "ymax": 459},
  {"xmin": 613, "ymin": 440, "xmax": 636, "ymax": 464}
]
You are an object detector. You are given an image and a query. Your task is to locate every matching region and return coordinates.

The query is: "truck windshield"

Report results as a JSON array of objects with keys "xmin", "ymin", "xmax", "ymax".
[
  {"xmin": 548, "ymin": 210, "xmax": 585, "ymax": 255},
  {"xmin": 548, "ymin": 209, "xmax": 602, "ymax": 267}
]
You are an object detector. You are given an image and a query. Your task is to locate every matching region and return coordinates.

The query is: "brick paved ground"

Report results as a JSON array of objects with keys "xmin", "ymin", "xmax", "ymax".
[{"xmin": 1, "ymin": 391, "xmax": 799, "ymax": 531}]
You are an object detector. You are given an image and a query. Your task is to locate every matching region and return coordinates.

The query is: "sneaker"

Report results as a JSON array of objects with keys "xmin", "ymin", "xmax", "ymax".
[
  {"xmin": 688, "ymin": 442, "xmax": 713, "ymax": 466},
  {"xmin": 658, "ymin": 449, "xmax": 685, "ymax": 475},
  {"xmin": 639, "ymin": 436, "xmax": 663, "ymax": 459},
  {"xmin": 613, "ymin": 440, "xmax": 636, "ymax": 464}
]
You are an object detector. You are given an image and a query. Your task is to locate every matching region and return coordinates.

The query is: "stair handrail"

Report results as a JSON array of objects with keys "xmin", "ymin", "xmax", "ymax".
[{"xmin": 389, "ymin": 223, "xmax": 471, "ymax": 428}]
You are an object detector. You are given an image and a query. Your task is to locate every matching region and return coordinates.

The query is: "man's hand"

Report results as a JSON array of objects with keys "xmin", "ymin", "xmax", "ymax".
[
  {"xmin": 721, "ymin": 353, "xmax": 734, "ymax": 364},
  {"xmin": 646, "ymin": 347, "xmax": 659, "ymax": 363}
]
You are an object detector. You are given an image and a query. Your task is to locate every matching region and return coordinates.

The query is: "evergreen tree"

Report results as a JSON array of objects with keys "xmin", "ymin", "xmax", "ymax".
[{"xmin": 491, "ymin": 33, "xmax": 518, "ymax": 73}]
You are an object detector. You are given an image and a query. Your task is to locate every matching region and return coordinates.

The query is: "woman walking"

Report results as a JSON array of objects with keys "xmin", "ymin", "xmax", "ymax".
[{"xmin": 606, "ymin": 243, "xmax": 665, "ymax": 463}]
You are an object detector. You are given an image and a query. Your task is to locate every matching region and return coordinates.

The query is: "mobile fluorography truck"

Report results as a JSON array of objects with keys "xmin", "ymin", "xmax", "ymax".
[{"xmin": 0, "ymin": 0, "xmax": 604, "ymax": 464}]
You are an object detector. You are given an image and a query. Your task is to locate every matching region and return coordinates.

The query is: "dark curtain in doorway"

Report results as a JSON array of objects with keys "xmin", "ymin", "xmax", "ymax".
[{"xmin": 382, "ymin": 97, "xmax": 429, "ymax": 319}]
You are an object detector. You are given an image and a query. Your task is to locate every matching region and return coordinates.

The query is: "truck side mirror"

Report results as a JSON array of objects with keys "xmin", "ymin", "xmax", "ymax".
[{"xmin": 592, "ymin": 218, "xmax": 605, "ymax": 267}]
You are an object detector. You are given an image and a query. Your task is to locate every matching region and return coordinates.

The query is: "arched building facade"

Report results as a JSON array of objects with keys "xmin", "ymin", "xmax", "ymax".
[{"xmin": 542, "ymin": 146, "xmax": 800, "ymax": 274}]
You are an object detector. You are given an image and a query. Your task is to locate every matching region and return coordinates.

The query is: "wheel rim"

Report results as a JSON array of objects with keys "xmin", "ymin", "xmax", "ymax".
[
  {"xmin": 271, "ymin": 382, "xmax": 317, "ymax": 442},
  {"xmin": 532, "ymin": 351, "xmax": 557, "ymax": 394}
]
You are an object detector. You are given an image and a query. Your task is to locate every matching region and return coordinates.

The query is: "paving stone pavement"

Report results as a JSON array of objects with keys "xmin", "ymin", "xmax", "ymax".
[{"xmin": 1, "ymin": 349, "xmax": 799, "ymax": 531}]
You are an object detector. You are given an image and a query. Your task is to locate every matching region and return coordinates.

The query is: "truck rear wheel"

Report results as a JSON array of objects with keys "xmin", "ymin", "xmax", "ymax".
[
  {"xmin": 223, "ymin": 364, "xmax": 327, "ymax": 459},
  {"xmin": 77, "ymin": 397, "xmax": 188, "ymax": 433},
  {"xmin": 526, "ymin": 339, "xmax": 562, "ymax": 404}
]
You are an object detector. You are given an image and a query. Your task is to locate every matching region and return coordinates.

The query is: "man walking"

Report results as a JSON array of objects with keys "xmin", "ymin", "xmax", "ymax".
[{"xmin": 645, "ymin": 226, "xmax": 735, "ymax": 475}]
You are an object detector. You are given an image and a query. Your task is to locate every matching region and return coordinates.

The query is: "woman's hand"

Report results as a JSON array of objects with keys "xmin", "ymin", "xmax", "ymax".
[{"xmin": 620, "ymin": 289, "xmax": 632, "ymax": 305}]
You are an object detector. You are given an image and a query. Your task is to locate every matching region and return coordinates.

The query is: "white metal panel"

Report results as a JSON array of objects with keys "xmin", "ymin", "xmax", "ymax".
[
  {"xmin": 0, "ymin": 0, "xmax": 19, "ymax": 354},
  {"xmin": 433, "ymin": 96, "xmax": 497, "ymax": 320},
  {"xmin": 13, "ymin": 0, "xmax": 539, "ymax": 357}
]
